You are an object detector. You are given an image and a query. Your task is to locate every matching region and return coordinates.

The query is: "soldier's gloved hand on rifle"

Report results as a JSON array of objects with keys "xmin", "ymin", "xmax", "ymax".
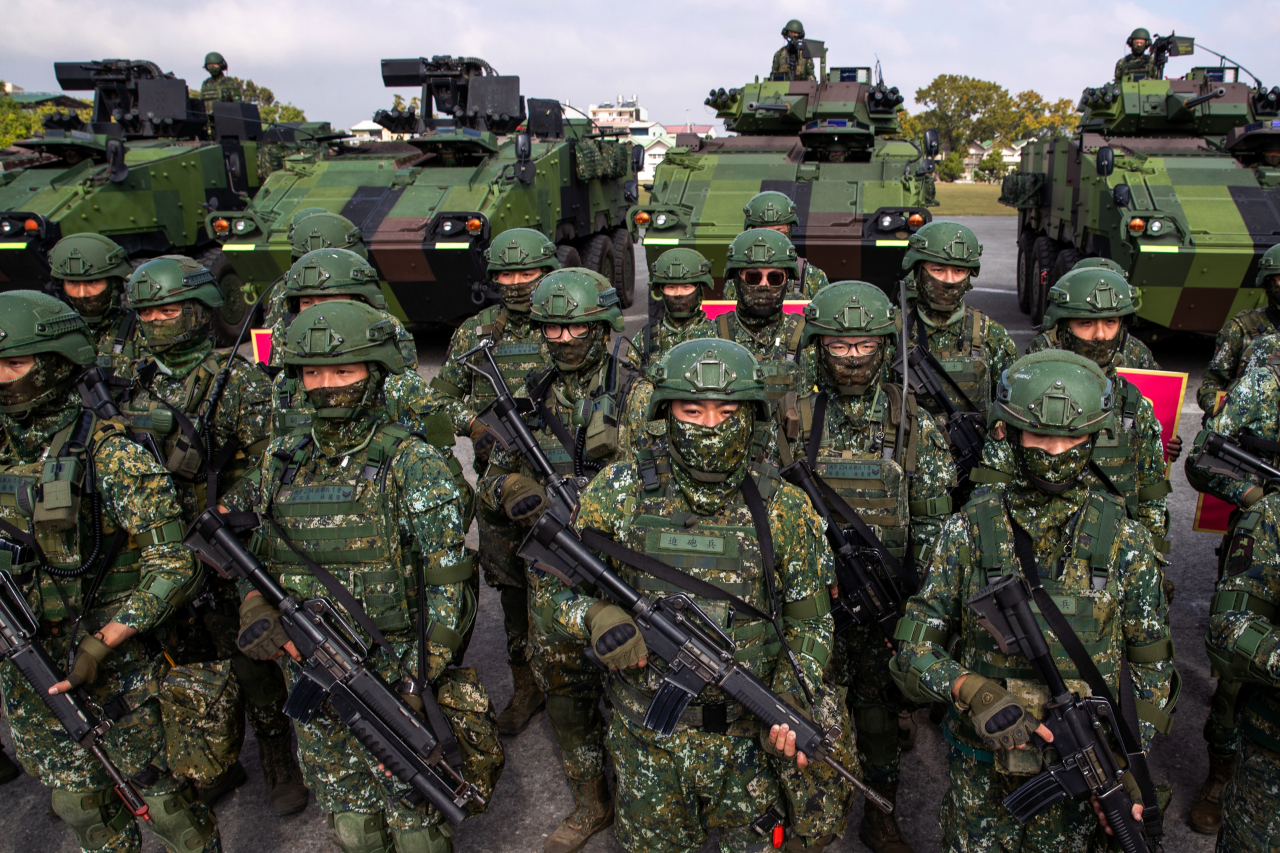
[
  {"xmin": 1091, "ymin": 774, "xmax": 1144, "ymax": 836},
  {"xmin": 497, "ymin": 473, "xmax": 546, "ymax": 522},
  {"xmin": 586, "ymin": 601, "xmax": 647, "ymax": 669},
  {"xmin": 237, "ymin": 593, "xmax": 293, "ymax": 661},
  {"xmin": 469, "ymin": 419, "xmax": 497, "ymax": 466},
  {"xmin": 1165, "ymin": 433, "xmax": 1183, "ymax": 463},
  {"xmin": 953, "ymin": 674, "xmax": 1052, "ymax": 750},
  {"xmin": 762, "ymin": 692, "xmax": 813, "ymax": 768},
  {"xmin": 63, "ymin": 634, "xmax": 113, "ymax": 689}
]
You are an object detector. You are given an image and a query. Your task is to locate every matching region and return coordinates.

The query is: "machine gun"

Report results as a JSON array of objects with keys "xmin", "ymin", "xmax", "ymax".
[
  {"xmin": 0, "ymin": 567, "xmax": 151, "ymax": 823},
  {"xmin": 1149, "ymin": 33, "xmax": 1196, "ymax": 80},
  {"xmin": 780, "ymin": 458, "xmax": 907, "ymax": 640},
  {"xmin": 895, "ymin": 344, "xmax": 985, "ymax": 491},
  {"xmin": 182, "ymin": 509, "xmax": 485, "ymax": 826},
  {"xmin": 376, "ymin": 55, "xmax": 525, "ymax": 135},
  {"xmin": 53, "ymin": 59, "xmax": 208, "ymax": 138},
  {"xmin": 968, "ymin": 573, "xmax": 1159, "ymax": 853},
  {"xmin": 1191, "ymin": 430, "xmax": 1280, "ymax": 486}
]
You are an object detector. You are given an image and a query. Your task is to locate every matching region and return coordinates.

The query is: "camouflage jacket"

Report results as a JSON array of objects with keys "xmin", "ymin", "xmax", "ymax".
[
  {"xmin": 1207, "ymin": 490, "xmax": 1280, "ymax": 751},
  {"xmin": 1240, "ymin": 331, "xmax": 1280, "ymax": 374},
  {"xmin": 1200, "ymin": 306, "xmax": 1280, "ymax": 412},
  {"xmin": 1115, "ymin": 53, "xmax": 1158, "ymax": 81},
  {"xmin": 722, "ymin": 258, "xmax": 828, "ymax": 300},
  {"xmin": 533, "ymin": 454, "xmax": 834, "ymax": 729},
  {"xmin": 222, "ymin": 412, "xmax": 469, "ymax": 682},
  {"xmin": 632, "ymin": 311, "xmax": 716, "ymax": 377},
  {"xmin": 1027, "ymin": 327, "xmax": 1159, "ymax": 370},
  {"xmin": 771, "ymin": 46, "xmax": 816, "ymax": 82},
  {"xmin": 0, "ymin": 390, "xmax": 198, "ymax": 638},
  {"xmin": 907, "ymin": 303, "xmax": 1019, "ymax": 404},
  {"xmin": 200, "ymin": 75, "xmax": 242, "ymax": 112},
  {"xmin": 428, "ymin": 305, "xmax": 550, "ymax": 436},
  {"xmin": 714, "ymin": 308, "xmax": 808, "ymax": 402},
  {"xmin": 897, "ymin": 480, "xmax": 1175, "ymax": 757},
  {"xmin": 90, "ymin": 306, "xmax": 144, "ymax": 375},
  {"xmin": 1187, "ymin": 362, "xmax": 1280, "ymax": 507}
]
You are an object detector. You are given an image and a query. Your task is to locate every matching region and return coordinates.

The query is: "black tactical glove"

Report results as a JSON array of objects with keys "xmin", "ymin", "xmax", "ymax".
[
  {"xmin": 498, "ymin": 473, "xmax": 546, "ymax": 522},
  {"xmin": 65, "ymin": 635, "xmax": 113, "ymax": 689},
  {"xmin": 237, "ymin": 595, "xmax": 289, "ymax": 661},
  {"xmin": 586, "ymin": 601, "xmax": 646, "ymax": 670},
  {"xmin": 470, "ymin": 421, "xmax": 497, "ymax": 466},
  {"xmin": 957, "ymin": 674, "xmax": 1038, "ymax": 750}
]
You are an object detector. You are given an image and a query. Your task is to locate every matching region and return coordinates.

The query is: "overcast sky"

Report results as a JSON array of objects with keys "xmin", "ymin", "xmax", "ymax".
[{"xmin": 2, "ymin": 0, "xmax": 1275, "ymax": 132}]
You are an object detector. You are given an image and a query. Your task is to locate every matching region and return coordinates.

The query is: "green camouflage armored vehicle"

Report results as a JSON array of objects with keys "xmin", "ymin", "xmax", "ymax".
[
  {"xmin": 628, "ymin": 50, "xmax": 936, "ymax": 318},
  {"xmin": 211, "ymin": 55, "xmax": 641, "ymax": 326},
  {"xmin": 0, "ymin": 59, "xmax": 329, "ymax": 339},
  {"xmin": 1002, "ymin": 36, "xmax": 1280, "ymax": 333}
]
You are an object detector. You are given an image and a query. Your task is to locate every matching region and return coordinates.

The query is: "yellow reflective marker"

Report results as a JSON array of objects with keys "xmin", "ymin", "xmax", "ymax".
[
  {"xmin": 221, "ymin": 244, "xmax": 257, "ymax": 252},
  {"xmin": 875, "ymin": 239, "xmax": 908, "ymax": 247},
  {"xmin": 1139, "ymin": 245, "xmax": 1180, "ymax": 254},
  {"xmin": 643, "ymin": 238, "xmax": 681, "ymax": 245},
  {"xmin": 433, "ymin": 242, "xmax": 470, "ymax": 249}
]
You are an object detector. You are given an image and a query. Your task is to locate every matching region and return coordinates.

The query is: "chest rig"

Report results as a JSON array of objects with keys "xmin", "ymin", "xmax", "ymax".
[
  {"xmin": 94, "ymin": 310, "xmax": 138, "ymax": 368},
  {"xmin": 1237, "ymin": 307, "xmax": 1280, "ymax": 379},
  {"xmin": 717, "ymin": 311, "xmax": 806, "ymax": 403},
  {"xmin": 430, "ymin": 306, "xmax": 545, "ymax": 410},
  {"xmin": 911, "ymin": 306, "xmax": 992, "ymax": 419}
]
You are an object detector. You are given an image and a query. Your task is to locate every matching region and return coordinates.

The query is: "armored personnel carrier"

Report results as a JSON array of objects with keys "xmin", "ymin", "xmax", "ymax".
[
  {"xmin": 628, "ymin": 47, "xmax": 936, "ymax": 316},
  {"xmin": 212, "ymin": 56, "xmax": 641, "ymax": 326},
  {"xmin": 1002, "ymin": 36, "xmax": 1280, "ymax": 333},
  {"xmin": 0, "ymin": 59, "xmax": 322, "ymax": 339}
]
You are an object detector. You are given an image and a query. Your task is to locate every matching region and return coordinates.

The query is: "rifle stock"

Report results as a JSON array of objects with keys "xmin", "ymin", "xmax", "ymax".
[{"xmin": 1193, "ymin": 431, "xmax": 1280, "ymax": 485}]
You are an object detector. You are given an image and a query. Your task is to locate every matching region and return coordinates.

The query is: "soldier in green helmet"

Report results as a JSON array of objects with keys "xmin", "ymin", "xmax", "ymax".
[
  {"xmin": 1028, "ymin": 264, "xmax": 1160, "ymax": 369},
  {"xmin": 477, "ymin": 268, "xmax": 652, "ymax": 853},
  {"xmin": 715, "ymin": 229, "xmax": 808, "ymax": 407},
  {"xmin": 427, "ymin": 228, "xmax": 560, "ymax": 737},
  {"xmin": 632, "ymin": 247, "xmax": 717, "ymax": 376},
  {"xmin": 218, "ymin": 299, "xmax": 501, "ymax": 853},
  {"xmin": 532, "ymin": 337, "xmax": 838, "ymax": 852},
  {"xmin": 778, "ymin": 281, "xmax": 956, "ymax": 853},
  {"xmin": 261, "ymin": 210, "xmax": 369, "ymax": 332},
  {"xmin": 724, "ymin": 192, "xmax": 829, "ymax": 300},
  {"xmin": 1115, "ymin": 28, "xmax": 1157, "ymax": 81},
  {"xmin": 199, "ymin": 52, "xmax": 241, "ymax": 117},
  {"xmin": 895, "ymin": 350, "xmax": 1177, "ymax": 851},
  {"xmin": 772, "ymin": 19, "xmax": 815, "ymax": 82},
  {"xmin": 47, "ymin": 232, "xmax": 142, "ymax": 369},
  {"xmin": 111, "ymin": 255, "xmax": 307, "ymax": 813},
  {"xmin": 0, "ymin": 290, "xmax": 222, "ymax": 853},
  {"xmin": 1200, "ymin": 244, "xmax": 1280, "ymax": 412},
  {"xmin": 1071, "ymin": 256, "xmax": 1128, "ymax": 277}
]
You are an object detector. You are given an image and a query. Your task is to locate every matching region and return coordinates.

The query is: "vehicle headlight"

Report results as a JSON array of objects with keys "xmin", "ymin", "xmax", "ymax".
[
  {"xmin": 655, "ymin": 213, "xmax": 668, "ymax": 227},
  {"xmin": 233, "ymin": 219, "xmax": 254, "ymax": 235},
  {"xmin": 880, "ymin": 215, "xmax": 894, "ymax": 229},
  {"xmin": 0, "ymin": 220, "xmax": 15, "ymax": 235},
  {"xmin": 1147, "ymin": 220, "xmax": 1163, "ymax": 234}
]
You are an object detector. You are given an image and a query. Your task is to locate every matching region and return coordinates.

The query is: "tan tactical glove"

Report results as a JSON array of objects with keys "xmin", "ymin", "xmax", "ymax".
[
  {"xmin": 65, "ymin": 635, "xmax": 113, "ymax": 689},
  {"xmin": 237, "ymin": 596, "xmax": 289, "ymax": 661},
  {"xmin": 470, "ymin": 421, "xmax": 497, "ymax": 467},
  {"xmin": 498, "ymin": 473, "xmax": 546, "ymax": 522},
  {"xmin": 586, "ymin": 601, "xmax": 646, "ymax": 670},
  {"xmin": 957, "ymin": 674, "xmax": 1038, "ymax": 750}
]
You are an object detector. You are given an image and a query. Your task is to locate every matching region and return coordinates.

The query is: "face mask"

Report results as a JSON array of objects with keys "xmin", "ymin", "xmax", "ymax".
[
  {"xmin": 305, "ymin": 373, "xmax": 376, "ymax": 422},
  {"xmin": 821, "ymin": 347, "xmax": 883, "ymax": 396},
  {"xmin": 1266, "ymin": 276, "xmax": 1280, "ymax": 309},
  {"xmin": 661, "ymin": 289, "xmax": 701, "ymax": 319},
  {"xmin": 498, "ymin": 272, "xmax": 544, "ymax": 313},
  {"xmin": 546, "ymin": 325, "xmax": 604, "ymax": 372},
  {"xmin": 65, "ymin": 285, "xmax": 116, "ymax": 325},
  {"xmin": 667, "ymin": 405, "xmax": 753, "ymax": 480},
  {"xmin": 737, "ymin": 273, "xmax": 787, "ymax": 318},
  {"xmin": 139, "ymin": 302, "xmax": 210, "ymax": 352},
  {"xmin": 1015, "ymin": 439, "xmax": 1091, "ymax": 494},
  {"xmin": 917, "ymin": 266, "xmax": 972, "ymax": 313},
  {"xmin": 1063, "ymin": 323, "xmax": 1125, "ymax": 369},
  {"xmin": 0, "ymin": 354, "xmax": 74, "ymax": 417}
]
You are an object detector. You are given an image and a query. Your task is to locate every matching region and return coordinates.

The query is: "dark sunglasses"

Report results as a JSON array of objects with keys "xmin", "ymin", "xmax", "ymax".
[{"xmin": 741, "ymin": 270, "xmax": 787, "ymax": 288}]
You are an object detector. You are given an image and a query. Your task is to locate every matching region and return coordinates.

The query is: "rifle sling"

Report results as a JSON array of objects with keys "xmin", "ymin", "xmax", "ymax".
[
  {"xmin": 1239, "ymin": 433, "xmax": 1280, "ymax": 456},
  {"xmin": 912, "ymin": 310, "xmax": 982, "ymax": 414},
  {"xmin": 531, "ymin": 371, "xmax": 579, "ymax": 464},
  {"xmin": 1009, "ymin": 518, "xmax": 1164, "ymax": 836}
]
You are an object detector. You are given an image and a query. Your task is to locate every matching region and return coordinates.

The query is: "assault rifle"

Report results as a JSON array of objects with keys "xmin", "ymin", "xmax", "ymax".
[
  {"xmin": 0, "ymin": 565, "xmax": 151, "ymax": 822},
  {"xmin": 1191, "ymin": 430, "xmax": 1280, "ymax": 486},
  {"xmin": 896, "ymin": 344, "xmax": 985, "ymax": 490},
  {"xmin": 182, "ymin": 509, "xmax": 484, "ymax": 826},
  {"xmin": 968, "ymin": 573, "xmax": 1159, "ymax": 853}
]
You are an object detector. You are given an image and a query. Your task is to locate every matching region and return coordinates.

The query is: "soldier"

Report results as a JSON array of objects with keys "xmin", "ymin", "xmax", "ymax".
[
  {"xmin": 477, "ymin": 269, "xmax": 650, "ymax": 853},
  {"xmin": 530, "ymin": 337, "xmax": 836, "ymax": 853},
  {"xmin": 427, "ymin": 227, "xmax": 560, "ymax": 736},
  {"xmin": 1205, "ymin": 489, "xmax": 1280, "ymax": 852},
  {"xmin": 46, "ymin": 233, "xmax": 141, "ymax": 368},
  {"xmin": 724, "ymin": 192, "xmax": 829, "ymax": 299},
  {"xmin": 1115, "ymin": 28, "xmax": 1156, "ymax": 81},
  {"xmin": 1200, "ymin": 245, "xmax": 1280, "ymax": 413},
  {"xmin": 779, "ymin": 281, "xmax": 955, "ymax": 852},
  {"xmin": 113, "ymin": 256, "xmax": 307, "ymax": 813},
  {"xmin": 219, "ymin": 299, "xmax": 498, "ymax": 853},
  {"xmin": 261, "ymin": 210, "xmax": 368, "ymax": 332},
  {"xmin": 894, "ymin": 350, "xmax": 1177, "ymax": 851},
  {"xmin": 0, "ymin": 290, "xmax": 220, "ymax": 852},
  {"xmin": 632, "ymin": 247, "xmax": 716, "ymax": 377},
  {"xmin": 199, "ymin": 52, "xmax": 241, "ymax": 116},
  {"xmin": 772, "ymin": 19, "xmax": 815, "ymax": 82},
  {"xmin": 714, "ymin": 229, "xmax": 808, "ymax": 406}
]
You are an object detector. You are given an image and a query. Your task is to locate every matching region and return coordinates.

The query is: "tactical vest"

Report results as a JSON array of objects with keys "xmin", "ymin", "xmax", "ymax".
[
  {"xmin": 429, "ymin": 305, "xmax": 545, "ymax": 412},
  {"xmin": 252, "ymin": 423, "xmax": 474, "ymax": 649},
  {"xmin": 1236, "ymin": 307, "xmax": 1280, "ymax": 379},
  {"xmin": 94, "ymin": 310, "xmax": 138, "ymax": 368},
  {"xmin": 636, "ymin": 314, "xmax": 714, "ymax": 375},
  {"xmin": 717, "ymin": 311, "xmax": 807, "ymax": 403},
  {"xmin": 0, "ymin": 415, "xmax": 186, "ymax": 623},
  {"xmin": 913, "ymin": 307, "xmax": 993, "ymax": 419}
]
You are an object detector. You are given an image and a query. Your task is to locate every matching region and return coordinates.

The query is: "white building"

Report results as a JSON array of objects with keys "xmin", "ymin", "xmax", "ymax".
[
  {"xmin": 588, "ymin": 96, "xmax": 647, "ymax": 125},
  {"xmin": 962, "ymin": 139, "xmax": 1031, "ymax": 182},
  {"xmin": 349, "ymin": 119, "xmax": 410, "ymax": 142}
]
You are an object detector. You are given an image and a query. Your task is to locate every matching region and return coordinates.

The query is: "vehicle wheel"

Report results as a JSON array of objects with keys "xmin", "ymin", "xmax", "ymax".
[
  {"xmin": 611, "ymin": 228, "xmax": 636, "ymax": 308},
  {"xmin": 1030, "ymin": 236, "xmax": 1058, "ymax": 327},
  {"xmin": 555, "ymin": 244, "xmax": 581, "ymax": 269},
  {"xmin": 200, "ymin": 248, "xmax": 258, "ymax": 346},
  {"xmin": 581, "ymin": 233, "xmax": 616, "ymax": 293},
  {"xmin": 1051, "ymin": 246, "xmax": 1082, "ymax": 288},
  {"xmin": 1015, "ymin": 233, "xmax": 1036, "ymax": 314}
]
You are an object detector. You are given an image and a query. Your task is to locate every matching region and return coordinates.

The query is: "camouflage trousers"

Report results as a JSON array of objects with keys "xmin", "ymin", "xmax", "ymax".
[
  {"xmin": 608, "ymin": 712, "xmax": 783, "ymax": 853},
  {"xmin": 845, "ymin": 622, "xmax": 903, "ymax": 786},
  {"xmin": 939, "ymin": 746, "xmax": 1095, "ymax": 852},
  {"xmin": 477, "ymin": 506, "xmax": 529, "ymax": 667},
  {"xmin": 0, "ymin": 632, "xmax": 220, "ymax": 853},
  {"xmin": 773, "ymin": 685, "xmax": 858, "ymax": 843},
  {"xmin": 1218, "ymin": 737, "xmax": 1280, "ymax": 853},
  {"xmin": 528, "ymin": 615, "xmax": 606, "ymax": 783},
  {"xmin": 1205, "ymin": 676, "xmax": 1243, "ymax": 756}
]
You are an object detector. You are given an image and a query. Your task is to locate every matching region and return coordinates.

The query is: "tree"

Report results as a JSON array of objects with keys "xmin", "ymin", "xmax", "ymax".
[
  {"xmin": 391, "ymin": 93, "xmax": 422, "ymax": 113},
  {"xmin": 977, "ymin": 150, "xmax": 1008, "ymax": 181},
  {"xmin": 936, "ymin": 150, "xmax": 965, "ymax": 182},
  {"xmin": 913, "ymin": 75, "xmax": 1018, "ymax": 154},
  {"xmin": 227, "ymin": 77, "xmax": 306, "ymax": 125},
  {"xmin": 1012, "ymin": 90, "xmax": 1078, "ymax": 140},
  {"xmin": 0, "ymin": 84, "xmax": 85, "ymax": 150}
]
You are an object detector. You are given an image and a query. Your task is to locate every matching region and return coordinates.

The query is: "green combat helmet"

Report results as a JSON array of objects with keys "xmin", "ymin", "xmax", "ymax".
[
  {"xmin": 742, "ymin": 191, "xmax": 799, "ymax": 231},
  {"xmin": 485, "ymin": 228, "xmax": 561, "ymax": 312},
  {"xmin": 204, "ymin": 52, "xmax": 227, "ymax": 71},
  {"xmin": 1255, "ymin": 243, "xmax": 1280, "ymax": 288},
  {"xmin": 901, "ymin": 219, "xmax": 983, "ymax": 275},
  {"xmin": 0, "ymin": 290, "xmax": 97, "ymax": 416},
  {"xmin": 782, "ymin": 19, "xmax": 805, "ymax": 38},
  {"xmin": 801, "ymin": 281, "xmax": 896, "ymax": 394},
  {"xmin": 287, "ymin": 207, "xmax": 328, "ymax": 240},
  {"xmin": 650, "ymin": 248, "xmax": 713, "ymax": 318},
  {"xmin": 1071, "ymin": 257, "xmax": 1128, "ymax": 278},
  {"xmin": 724, "ymin": 229, "xmax": 801, "ymax": 279},
  {"xmin": 647, "ymin": 338, "xmax": 770, "ymax": 420},
  {"xmin": 1043, "ymin": 267, "xmax": 1138, "ymax": 367},
  {"xmin": 282, "ymin": 248, "xmax": 386, "ymax": 313},
  {"xmin": 992, "ymin": 350, "xmax": 1113, "ymax": 437},
  {"xmin": 289, "ymin": 212, "xmax": 367, "ymax": 261},
  {"xmin": 1127, "ymin": 28, "xmax": 1151, "ymax": 48},
  {"xmin": 283, "ymin": 300, "xmax": 406, "ymax": 419},
  {"xmin": 126, "ymin": 255, "xmax": 223, "ymax": 351},
  {"xmin": 529, "ymin": 268, "xmax": 625, "ymax": 332},
  {"xmin": 47, "ymin": 233, "xmax": 135, "ymax": 325}
]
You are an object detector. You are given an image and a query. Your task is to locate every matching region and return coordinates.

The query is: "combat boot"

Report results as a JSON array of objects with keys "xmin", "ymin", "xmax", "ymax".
[
  {"xmin": 1188, "ymin": 749, "xmax": 1236, "ymax": 834},
  {"xmin": 544, "ymin": 775, "xmax": 613, "ymax": 853},
  {"xmin": 258, "ymin": 732, "xmax": 309, "ymax": 815},
  {"xmin": 858, "ymin": 781, "xmax": 913, "ymax": 853},
  {"xmin": 0, "ymin": 742, "xmax": 20, "ymax": 784},
  {"xmin": 497, "ymin": 661, "xmax": 545, "ymax": 736},
  {"xmin": 196, "ymin": 759, "xmax": 247, "ymax": 806}
]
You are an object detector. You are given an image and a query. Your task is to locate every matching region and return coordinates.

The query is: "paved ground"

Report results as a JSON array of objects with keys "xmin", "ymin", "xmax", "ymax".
[{"xmin": 0, "ymin": 216, "xmax": 1223, "ymax": 851}]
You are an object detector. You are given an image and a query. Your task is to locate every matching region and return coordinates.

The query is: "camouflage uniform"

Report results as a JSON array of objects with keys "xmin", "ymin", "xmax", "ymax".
[
  {"xmin": 633, "ymin": 248, "xmax": 717, "ymax": 377},
  {"xmin": 771, "ymin": 20, "xmax": 816, "ymax": 83},
  {"xmin": 1200, "ymin": 245, "xmax": 1280, "ymax": 413},
  {"xmin": 894, "ymin": 351, "xmax": 1176, "ymax": 852},
  {"xmin": 1205, "ymin": 490, "xmax": 1280, "ymax": 852},
  {"xmin": 1026, "ymin": 326, "xmax": 1158, "ymax": 369},
  {"xmin": 199, "ymin": 53, "xmax": 241, "ymax": 117},
  {"xmin": 534, "ymin": 338, "xmax": 837, "ymax": 852},
  {"xmin": 46, "ymin": 233, "xmax": 143, "ymax": 372},
  {"xmin": 1115, "ymin": 30, "xmax": 1157, "ymax": 81},
  {"xmin": 261, "ymin": 211, "xmax": 371, "ymax": 333},
  {"xmin": 221, "ymin": 300, "xmax": 494, "ymax": 853},
  {"xmin": 0, "ymin": 291, "xmax": 219, "ymax": 853},
  {"xmin": 723, "ymin": 193, "xmax": 828, "ymax": 302}
]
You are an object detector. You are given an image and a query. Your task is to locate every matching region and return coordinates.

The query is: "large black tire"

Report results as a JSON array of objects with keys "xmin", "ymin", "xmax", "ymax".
[
  {"xmin": 555, "ymin": 244, "xmax": 581, "ymax": 269},
  {"xmin": 199, "ymin": 249, "xmax": 258, "ymax": 346},
  {"xmin": 1050, "ymin": 245, "xmax": 1082, "ymax": 288},
  {"xmin": 610, "ymin": 228, "xmax": 636, "ymax": 308},
  {"xmin": 1030, "ymin": 236, "xmax": 1058, "ymax": 328},
  {"xmin": 581, "ymin": 233, "xmax": 616, "ymax": 293},
  {"xmin": 1015, "ymin": 232, "xmax": 1036, "ymax": 315}
]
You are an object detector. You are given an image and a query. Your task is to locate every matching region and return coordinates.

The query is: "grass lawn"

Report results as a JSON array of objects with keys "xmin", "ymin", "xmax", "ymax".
[{"xmin": 931, "ymin": 182, "xmax": 1014, "ymax": 216}]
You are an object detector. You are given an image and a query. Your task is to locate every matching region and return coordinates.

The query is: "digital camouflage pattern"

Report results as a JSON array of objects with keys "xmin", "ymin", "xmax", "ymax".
[
  {"xmin": 1206, "ymin": 490, "xmax": 1280, "ymax": 852},
  {"xmin": 906, "ymin": 303, "xmax": 1019, "ymax": 424},
  {"xmin": 770, "ymin": 45, "xmax": 815, "ymax": 83},
  {"xmin": 1202, "ymin": 309, "xmax": 1280, "ymax": 411},
  {"xmin": 1187, "ymin": 362, "xmax": 1280, "ymax": 507},
  {"xmin": 199, "ymin": 73, "xmax": 242, "ymax": 114},
  {"xmin": 713, "ymin": 309, "xmax": 808, "ymax": 400},
  {"xmin": 632, "ymin": 311, "xmax": 716, "ymax": 378},
  {"xmin": 1027, "ymin": 326, "xmax": 1159, "ymax": 370},
  {"xmin": 1240, "ymin": 331, "xmax": 1280, "ymax": 374}
]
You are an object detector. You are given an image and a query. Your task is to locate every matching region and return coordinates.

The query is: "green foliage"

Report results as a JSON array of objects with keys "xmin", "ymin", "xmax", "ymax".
[
  {"xmin": 977, "ymin": 151, "xmax": 1009, "ymax": 181},
  {"xmin": 912, "ymin": 75, "xmax": 1078, "ymax": 152},
  {"xmin": 1012, "ymin": 90, "xmax": 1078, "ymax": 140},
  {"xmin": 0, "ymin": 85, "xmax": 88, "ymax": 150},
  {"xmin": 226, "ymin": 77, "xmax": 306, "ymax": 125},
  {"xmin": 936, "ymin": 150, "xmax": 965, "ymax": 182},
  {"xmin": 390, "ymin": 94, "xmax": 422, "ymax": 113}
]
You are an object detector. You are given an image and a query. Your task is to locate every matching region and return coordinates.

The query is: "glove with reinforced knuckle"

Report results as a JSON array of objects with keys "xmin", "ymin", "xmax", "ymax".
[
  {"xmin": 957, "ymin": 674, "xmax": 1038, "ymax": 750},
  {"xmin": 66, "ymin": 634, "xmax": 113, "ymax": 689},
  {"xmin": 237, "ymin": 595, "xmax": 289, "ymax": 660},
  {"xmin": 586, "ymin": 601, "xmax": 646, "ymax": 670},
  {"xmin": 498, "ymin": 473, "xmax": 547, "ymax": 522},
  {"xmin": 470, "ymin": 421, "xmax": 498, "ymax": 466}
]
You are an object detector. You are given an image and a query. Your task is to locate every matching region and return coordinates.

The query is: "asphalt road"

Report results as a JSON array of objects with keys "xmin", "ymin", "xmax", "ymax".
[{"xmin": 0, "ymin": 216, "xmax": 1222, "ymax": 852}]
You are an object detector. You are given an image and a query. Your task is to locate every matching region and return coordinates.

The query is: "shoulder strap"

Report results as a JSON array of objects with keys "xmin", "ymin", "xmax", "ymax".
[
  {"xmin": 718, "ymin": 312, "xmax": 732, "ymax": 339},
  {"xmin": 110, "ymin": 311, "xmax": 138, "ymax": 355},
  {"xmin": 1265, "ymin": 306, "xmax": 1280, "ymax": 335},
  {"xmin": 805, "ymin": 392, "xmax": 828, "ymax": 468}
]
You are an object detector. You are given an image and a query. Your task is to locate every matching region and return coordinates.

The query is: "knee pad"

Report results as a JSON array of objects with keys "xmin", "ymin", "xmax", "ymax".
[
  {"xmin": 50, "ymin": 788, "xmax": 134, "ymax": 851},
  {"xmin": 143, "ymin": 787, "xmax": 218, "ymax": 852},
  {"xmin": 545, "ymin": 692, "xmax": 591, "ymax": 751},
  {"xmin": 230, "ymin": 653, "xmax": 288, "ymax": 710},
  {"xmin": 328, "ymin": 811, "xmax": 393, "ymax": 853},
  {"xmin": 392, "ymin": 823, "xmax": 453, "ymax": 853},
  {"xmin": 852, "ymin": 705, "xmax": 899, "ymax": 768}
]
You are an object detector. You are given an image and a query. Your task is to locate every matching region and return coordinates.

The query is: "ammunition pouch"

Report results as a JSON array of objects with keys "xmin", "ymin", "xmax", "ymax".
[
  {"xmin": 158, "ymin": 658, "xmax": 244, "ymax": 785},
  {"xmin": 33, "ymin": 454, "xmax": 85, "ymax": 531},
  {"xmin": 434, "ymin": 666, "xmax": 504, "ymax": 814}
]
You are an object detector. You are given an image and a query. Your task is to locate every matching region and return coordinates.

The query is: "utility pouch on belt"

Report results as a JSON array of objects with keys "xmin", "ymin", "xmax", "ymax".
[
  {"xmin": 582, "ymin": 395, "xmax": 620, "ymax": 460},
  {"xmin": 150, "ymin": 408, "xmax": 175, "ymax": 436},
  {"xmin": 33, "ymin": 456, "xmax": 85, "ymax": 530},
  {"xmin": 165, "ymin": 436, "xmax": 204, "ymax": 480}
]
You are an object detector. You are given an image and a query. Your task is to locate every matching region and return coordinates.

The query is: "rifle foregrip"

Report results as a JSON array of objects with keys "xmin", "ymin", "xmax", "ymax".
[{"xmin": 1098, "ymin": 787, "xmax": 1146, "ymax": 853}]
